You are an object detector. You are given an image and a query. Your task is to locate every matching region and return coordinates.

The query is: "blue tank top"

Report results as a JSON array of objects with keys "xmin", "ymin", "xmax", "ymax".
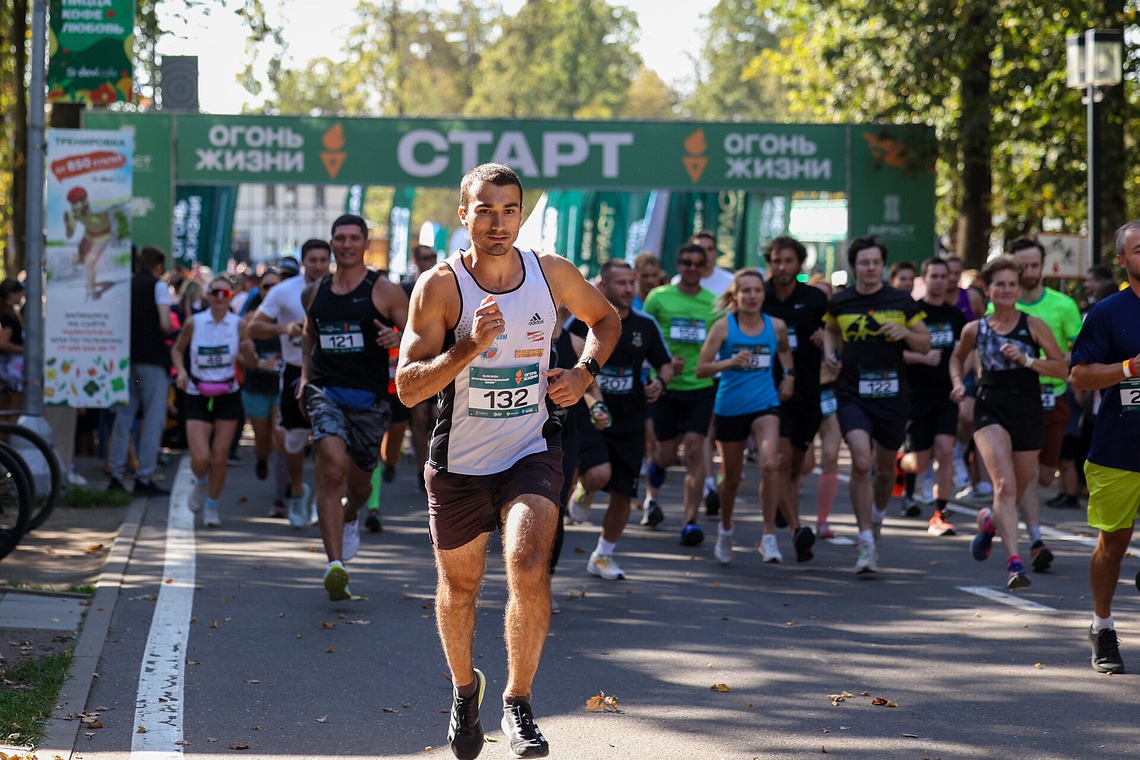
[{"xmin": 714, "ymin": 313, "xmax": 781, "ymax": 416}]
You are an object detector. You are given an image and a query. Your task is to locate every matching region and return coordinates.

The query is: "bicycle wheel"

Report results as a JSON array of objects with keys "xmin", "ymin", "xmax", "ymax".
[
  {"xmin": 0, "ymin": 423, "xmax": 63, "ymax": 532},
  {"xmin": 0, "ymin": 444, "xmax": 34, "ymax": 561}
]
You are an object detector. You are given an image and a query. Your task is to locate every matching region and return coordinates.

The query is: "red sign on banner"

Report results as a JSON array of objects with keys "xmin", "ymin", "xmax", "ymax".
[{"xmin": 50, "ymin": 150, "xmax": 128, "ymax": 180}]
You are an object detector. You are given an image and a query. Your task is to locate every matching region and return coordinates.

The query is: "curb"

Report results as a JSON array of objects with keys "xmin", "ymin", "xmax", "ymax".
[{"xmin": 39, "ymin": 494, "xmax": 151, "ymax": 759}]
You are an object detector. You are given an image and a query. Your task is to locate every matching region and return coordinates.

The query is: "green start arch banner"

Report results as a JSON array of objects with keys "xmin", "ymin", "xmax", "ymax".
[{"xmin": 85, "ymin": 112, "xmax": 936, "ymax": 262}]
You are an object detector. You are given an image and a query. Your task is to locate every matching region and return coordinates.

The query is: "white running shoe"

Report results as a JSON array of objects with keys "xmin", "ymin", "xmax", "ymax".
[
  {"xmin": 203, "ymin": 504, "xmax": 221, "ymax": 527},
  {"xmin": 854, "ymin": 540, "xmax": 878, "ymax": 574},
  {"xmin": 287, "ymin": 483, "xmax": 311, "ymax": 529},
  {"xmin": 342, "ymin": 516, "xmax": 361, "ymax": 561},
  {"xmin": 567, "ymin": 483, "xmax": 592, "ymax": 524},
  {"xmin": 67, "ymin": 467, "xmax": 88, "ymax": 487},
  {"xmin": 759, "ymin": 534, "xmax": 783, "ymax": 563},
  {"xmin": 714, "ymin": 532, "xmax": 733, "ymax": 565},
  {"xmin": 188, "ymin": 480, "xmax": 207, "ymax": 514},
  {"xmin": 587, "ymin": 552, "xmax": 626, "ymax": 580}
]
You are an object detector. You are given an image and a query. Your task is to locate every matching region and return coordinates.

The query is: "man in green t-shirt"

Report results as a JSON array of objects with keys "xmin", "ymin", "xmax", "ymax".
[
  {"xmin": 642, "ymin": 242, "xmax": 720, "ymax": 539},
  {"xmin": 992, "ymin": 237, "xmax": 1084, "ymax": 573}
]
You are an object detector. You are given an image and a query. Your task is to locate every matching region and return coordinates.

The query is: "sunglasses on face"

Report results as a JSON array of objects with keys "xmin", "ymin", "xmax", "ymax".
[
  {"xmin": 209, "ymin": 288, "xmax": 234, "ymax": 298},
  {"xmin": 678, "ymin": 259, "xmax": 704, "ymax": 268}
]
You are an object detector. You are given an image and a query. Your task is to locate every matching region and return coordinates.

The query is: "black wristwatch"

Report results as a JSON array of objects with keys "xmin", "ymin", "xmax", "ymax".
[{"xmin": 578, "ymin": 357, "xmax": 601, "ymax": 377}]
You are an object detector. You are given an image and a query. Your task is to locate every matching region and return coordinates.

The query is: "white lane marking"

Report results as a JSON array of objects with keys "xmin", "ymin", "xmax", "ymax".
[
  {"xmin": 956, "ymin": 586, "xmax": 1057, "ymax": 611},
  {"xmin": 131, "ymin": 458, "xmax": 196, "ymax": 760}
]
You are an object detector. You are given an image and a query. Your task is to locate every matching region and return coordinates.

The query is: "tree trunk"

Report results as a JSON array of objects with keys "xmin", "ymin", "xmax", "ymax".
[{"xmin": 954, "ymin": 4, "xmax": 994, "ymax": 269}]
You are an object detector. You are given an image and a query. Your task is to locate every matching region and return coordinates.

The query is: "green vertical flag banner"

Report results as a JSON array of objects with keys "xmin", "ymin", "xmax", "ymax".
[
  {"xmin": 847, "ymin": 124, "xmax": 937, "ymax": 265},
  {"xmin": 741, "ymin": 193, "xmax": 791, "ymax": 269},
  {"xmin": 389, "ymin": 188, "xmax": 415, "ymax": 277},
  {"xmin": 173, "ymin": 186, "xmax": 237, "ymax": 271},
  {"xmin": 48, "ymin": 0, "xmax": 135, "ymax": 105},
  {"xmin": 345, "ymin": 185, "xmax": 366, "ymax": 215}
]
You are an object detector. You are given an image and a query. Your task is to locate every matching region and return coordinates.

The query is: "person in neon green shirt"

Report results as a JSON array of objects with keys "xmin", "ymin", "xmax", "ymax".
[{"xmin": 641, "ymin": 242, "xmax": 721, "ymax": 536}]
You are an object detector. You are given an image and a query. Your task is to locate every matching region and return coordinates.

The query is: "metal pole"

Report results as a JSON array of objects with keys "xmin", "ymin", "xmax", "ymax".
[
  {"xmin": 22, "ymin": 0, "xmax": 48, "ymax": 417},
  {"xmin": 1087, "ymin": 84, "xmax": 1101, "ymax": 266}
]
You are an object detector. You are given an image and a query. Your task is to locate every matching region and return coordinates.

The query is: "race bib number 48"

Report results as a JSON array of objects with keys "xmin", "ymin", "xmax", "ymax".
[
  {"xmin": 196, "ymin": 345, "xmax": 230, "ymax": 368},
  {"xmin": 469, "ymin": 364, "xmax": 541, "ymax": 418},
  {"xmin": 858, "ymin": 369, "xmax": 899, "ymax": 398},
  {"xmin": 318, "ymin": 321, "xmax": 365, "ymax": 353}
]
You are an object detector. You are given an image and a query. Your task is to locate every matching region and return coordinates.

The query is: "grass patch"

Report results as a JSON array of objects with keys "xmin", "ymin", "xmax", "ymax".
[
  {"xmin": 58, "ymin": 487, "xmax": 132, "ymax": 508},
  {"xmin": 64, "ymin": 584, "xmax": 96, "ymax": 596},
  {"xmin": 0, "ymin": 651, "xmax": 72, "ymax": 748}
]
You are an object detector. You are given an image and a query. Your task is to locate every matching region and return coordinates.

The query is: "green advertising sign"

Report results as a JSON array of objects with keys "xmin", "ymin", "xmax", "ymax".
[
  {"xmin": 48, "ymin": 0, "xmax": 135, "ymax": 105},
  {"xmin": 83, "ymin": 113, "xmax": 936, "ymax": 268},
  {"xmin": 173, "ymin": 186, "xmax": 237, "ymax": 271}
]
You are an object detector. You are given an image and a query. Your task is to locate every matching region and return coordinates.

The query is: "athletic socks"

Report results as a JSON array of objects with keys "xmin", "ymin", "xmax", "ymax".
[
  {"xmin": 595, "ymin": 537, "xmax": 617, "ymax": 556},
  {"xmin": 857, "ymin": 528, "xmax": 874, "ymax": 545},
  {"xmin": 871, "ymin": 506, "xmax": 887, "ymax": 524},
  {"xmin": 904, "ymin": 473, "xmax": 916, "ymax": 499},
  {"xmin": 1028, "ymin": 524, "xmax": 1043, "ymax": 545},
  {"xmin": 1093, "ymin": 614, "xmax": 1115, "ymax": 633},
  {"xmin": 815, "ymin": 473, "xmax": 839, "ymax": 521}
]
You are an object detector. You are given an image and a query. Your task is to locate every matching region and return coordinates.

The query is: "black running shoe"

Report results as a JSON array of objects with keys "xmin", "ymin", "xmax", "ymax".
[
  {"xmin": 1030, "ymin": 540, "xmax": 1054, "ymax": 572},
  {"xmin": 133, "ymin": 479, "xmax": 170, "ymax": 497},
  {"xmin": 107, "ymin": 477, "xmax": 128, "ymax": 493},
  {"xmin": 704, "ymin": 486, "xmax": 720, "ymax": 518},
  {"xmin": 1089, "ymin": 626, "xmax": 1125, "ymax": 674},
  {"xmin": 448, "ymin": 668, "xmax": 486, "ymax": 759},
  {"xmin": 640, "ymin": 499, "xmax": 664, "ymax": 528},
  {"xmin": 365, "ymin": 511, "xmax": 382, "ymax": 533},
  {"xmin": 501, "ymin": 701, "xmax": 549, "ymax": 759},
  {"xmin": 793, "ymin": 526, "xmax": 815, "ymax": 563},
  {"xmin": 900, "ymin": 496, "xmax": 922, "ymax": 517}
]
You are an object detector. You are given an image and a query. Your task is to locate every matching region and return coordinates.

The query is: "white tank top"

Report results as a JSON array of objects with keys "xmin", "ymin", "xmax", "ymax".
[
  {"xmin": 187, "ymin": 310, "xmax": 241, "ymax": 396},
  {"xmin": 429, "ymin": 248, "xmax": 559, "ymax": 475}
]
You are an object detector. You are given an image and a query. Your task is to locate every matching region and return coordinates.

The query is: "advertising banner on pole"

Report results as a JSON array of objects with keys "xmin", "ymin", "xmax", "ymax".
[
  {"xmin": 47, "ymin": 0, "xmax": 135, "ymax": 105},
  {"xmin": 173, "ymin": 185, "xmax": 238, "ymax": 272},
  {"xmin": 44, "ymin": 129, "xmax": 133, "ymax": 407}
]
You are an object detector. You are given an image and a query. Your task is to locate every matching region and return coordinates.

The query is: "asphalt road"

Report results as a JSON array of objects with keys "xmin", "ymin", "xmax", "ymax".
[{"xmin": 45, "ymin": 451, "xmax": 1140, "ymax": 760}]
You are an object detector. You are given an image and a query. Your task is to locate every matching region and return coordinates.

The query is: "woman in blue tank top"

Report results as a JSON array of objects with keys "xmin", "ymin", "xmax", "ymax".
[{"xmin": 697, "ymin": 269, "xmax": 795, "ymax": 565}]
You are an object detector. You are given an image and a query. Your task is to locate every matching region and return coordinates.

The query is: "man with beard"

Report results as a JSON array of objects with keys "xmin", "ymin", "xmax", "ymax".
[
  {"xmin": 566, "ymin": 259, "xmax": 673, "ymax": 580},
  {"xmin": 898, "ymin": 258, "xmax": 966, "ymax": 535},
  {"xmin": 761, "ymin": 236, "xmax": 826, "ymax": 562},
  {"xmin": 995, "ymin": 237, "xmax": 1083, "ymax": 573}
]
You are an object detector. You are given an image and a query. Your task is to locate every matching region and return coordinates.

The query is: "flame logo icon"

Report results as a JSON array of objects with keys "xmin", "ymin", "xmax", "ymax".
[
  {"xmin": 320, "ymin": 123, "xmax": 347, "ymax": 179},
  {"xmin": 515, "ymin": 369, "xmax": 523, "ymax": 384},
  {"xmin": 682, "ymin": 129, "xmax": 709, "ymax": 183}
]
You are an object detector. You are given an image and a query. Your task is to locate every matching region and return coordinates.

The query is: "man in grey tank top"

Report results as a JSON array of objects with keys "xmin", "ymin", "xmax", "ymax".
[{"xmin": 397, "ymin": 163, "xmax": 619, "ymax": 760}]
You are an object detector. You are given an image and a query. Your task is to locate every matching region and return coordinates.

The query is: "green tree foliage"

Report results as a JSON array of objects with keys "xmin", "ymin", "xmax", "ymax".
[
  {"xmin": 758, "ymin": 1, "xmax": 1136, "ymax": 266},
  {"xmin": 684, "ymin": 0, "xmax": 784, "ymax": 121},
  {"xmin": 466, "ymin": 0, "xmax": 642, "ymax": 118}
]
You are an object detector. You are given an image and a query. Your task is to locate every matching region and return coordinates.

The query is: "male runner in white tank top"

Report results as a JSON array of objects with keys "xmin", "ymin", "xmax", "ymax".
[{"xmin": 397, "ymin": 163, "xmax": 618, "ymax": 760}]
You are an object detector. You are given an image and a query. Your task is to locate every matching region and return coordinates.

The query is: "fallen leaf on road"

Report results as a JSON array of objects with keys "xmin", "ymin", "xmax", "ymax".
[
  {"xmin": 585, "ymin": 692, "xmax": 620, "ymax": 712},
  {"xmin": 164, "ymin": 579, "xmax": 173, "ymax": 584},
  {"xmin": 902, "ymin": 733, "xmax": 918, "ymax": 738},
  {"xmin": 710, "ymin": 684, "xmax": 731, "ymax": 692},
  {"xmin": 210, "ymin": 620, "xmax": 217, "ymax": 629},
  {"xmin": 821, "ymin": 746, "xmax": 828, "ymax": 753},
  {"xmin": 229, "ymin": 742, "xmax": 250, "ymax": 750},
  {"xmin": 322, "ymin": 622, "xmax": 336, "ymax": 629},
  {"xmin": 567, "ymin": 589, "xmax": 586, "ymax": 599},
  {"xmin": 88, "ymin": 722, "xmax": 103, "ymax": 729},
  {"xmin": 382, "ymin": 708, "xmax": 396, "ymax": 713},
  {"xmin": 325, "ymin": 646, "xmax": 335, "ymax": 653},
  {"xmin": 186, "ymin": 660, "xmax": 200, "ymax": 665},
  {"xmin": 1034, "ymin": 663, "xmax": 1044, "ymax": 669},
  {"xmin": 85, "ymin": 545, "xmax": 104, "ymax": 553},
  {"xmin": 136, "ymin": 727, "xmax": 147, "ymax": 733},
  {"xmin": 345, "ymin": 620, "xmax": 371, "ymax": 625},
  {"xmin": 316, "ymin": 716, "xmax": 327, "ymax": 724},
  {"xmin": 859, "ymin": 691, "xmax": 869, "ymax": 696},
  {"xmin": 245, "ymin": 680, "xmax": 260, "ymax": 684}
]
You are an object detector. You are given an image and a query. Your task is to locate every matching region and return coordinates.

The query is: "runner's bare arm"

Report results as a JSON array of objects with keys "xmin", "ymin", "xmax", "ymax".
[
  {"xmin": 695, "ymin": 319, "xmax": 731, "ymax": 379},
  {"xmin": 1024, "ymin": 316, "xmax": 1070, "ymax": 380},
  {"xmin": 948, "ymin": 321, "xmax": 978, "ymax": 402},
  {"xmin": 373, "ymin": 278, "xmax": 410, "ymax": 349},
  {"xmin": 396, "ymin": 267, "xmax": 496, "ymax": 408},
  {"xmin": 246, "ymin": 308, "xmax": 289, "ymax": 340},
  {"xmin": 539, "ymin": 254, "xmax": 620, "ymax": 406},
  {"xmin": 1072, "ymin": 351, "xmax": 1140, "ymax": 391}
]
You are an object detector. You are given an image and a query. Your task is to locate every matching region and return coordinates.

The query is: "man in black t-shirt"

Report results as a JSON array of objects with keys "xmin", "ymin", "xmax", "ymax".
[
  {"xmin": 568, "ymin": 260, "xmax": 673, "ymax": 580},
  {"xmin": 899, "ymin": 258, "xmax": 966, "ymax": 535},
  {"xmin": 301, "ymin": 215, "xmax": 408, "ymax": 602},
  {"xmin": 762, "ymin": 236, "xmax": 827, "ymax": 561},
  {"xmin": 823, "ymin": 237, "xmax": 929, "ymax": 575}
]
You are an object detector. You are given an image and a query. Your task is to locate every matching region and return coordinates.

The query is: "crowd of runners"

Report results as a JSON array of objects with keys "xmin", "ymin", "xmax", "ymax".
[{"xmin": 121, "ymin": 160, "xmax": 1140, "ymax": 758}]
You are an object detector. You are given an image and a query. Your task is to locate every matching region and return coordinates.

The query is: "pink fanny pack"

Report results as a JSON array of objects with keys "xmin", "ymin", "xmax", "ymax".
[{"xmin": 196, "ymin": 380, "xmax": 232, "ymax": 397}]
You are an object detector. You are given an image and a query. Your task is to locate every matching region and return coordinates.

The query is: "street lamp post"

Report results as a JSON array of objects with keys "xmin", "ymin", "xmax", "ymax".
[{"xmin": 1066, "ymin": 29, "xmax": 1124, "ymax": 265}]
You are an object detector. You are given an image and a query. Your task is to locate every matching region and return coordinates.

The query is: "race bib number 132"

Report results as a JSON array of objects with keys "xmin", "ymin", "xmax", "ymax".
[{"xmin": 469, "ymin": 364, "xmax": 541, "ymax": 418}]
